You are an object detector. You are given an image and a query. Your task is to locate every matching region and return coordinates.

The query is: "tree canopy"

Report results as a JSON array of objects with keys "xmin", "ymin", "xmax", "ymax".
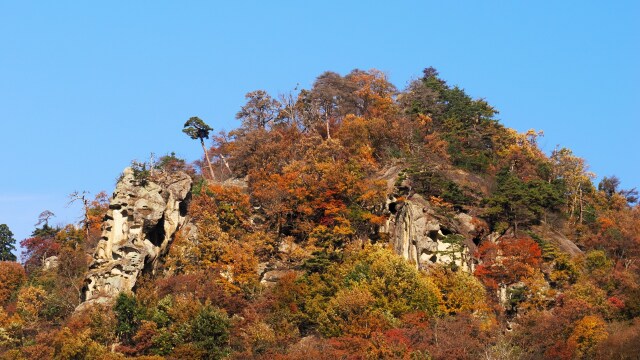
[
  {"xmin": 0, "ymin": 224, "xmax": 17, "ymax": 261},
  {"xmin": 2, "ymin": 67, "xmax": 640, "ymax": 359}
]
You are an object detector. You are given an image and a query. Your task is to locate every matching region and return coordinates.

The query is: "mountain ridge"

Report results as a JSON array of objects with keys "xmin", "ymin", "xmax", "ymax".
[{"xmin": 1, "ymin": 67, "xmax": 639, "ymax": 359}]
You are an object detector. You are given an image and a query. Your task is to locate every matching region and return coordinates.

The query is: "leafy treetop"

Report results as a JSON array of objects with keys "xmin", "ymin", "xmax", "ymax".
[{"xmin": 183, "ymin": 117, "xmax": 213, "ymax": 141}]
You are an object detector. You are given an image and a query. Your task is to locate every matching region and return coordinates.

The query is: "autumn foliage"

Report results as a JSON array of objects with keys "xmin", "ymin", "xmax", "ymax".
[
  {"xmin": 474, "ymin": 236, "xmax": 542, "ymax": 289},
  {"xmin": 2, "ymin": 67, "xmax": 640, "ymax": 359},
  {"xmin": 0, "ymin": 262, "xmax": 26, "ymax": 306}
]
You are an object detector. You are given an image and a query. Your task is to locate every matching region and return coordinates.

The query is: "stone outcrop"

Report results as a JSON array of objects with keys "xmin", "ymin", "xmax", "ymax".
[
  {"xmin": 78, "ymin": 168, "xmax": 192, "ymax": 309},
  {"xmin": 382, "ymin": 193, "xmax": 476, "ymax": 272},
  {"xmin": 380, "ymin": 167, "xmax": 487, "ymax": 272},
  {"xmin": 531, "ymin": 222, "xmax": 582, "ymax": 257},
  {"xmin": 43, "ymin": 256, "xmax": 59, "ymax": 270}
]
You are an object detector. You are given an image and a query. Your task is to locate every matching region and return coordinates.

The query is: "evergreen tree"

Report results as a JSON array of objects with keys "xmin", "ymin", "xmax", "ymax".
[
  {"xmin": 183, "ymin": 116, "xmax": 217, "ymax": 181},
  {"xmin": 0, "ymin": 224, "xmax": 17, "ymax": 261},
  {"xmin": 485, "ymin": 169, "xmax": 563, "ymax": 234}
]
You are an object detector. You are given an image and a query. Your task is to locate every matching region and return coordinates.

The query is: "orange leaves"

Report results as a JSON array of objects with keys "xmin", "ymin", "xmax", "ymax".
[
  {"xmin": 320, "ymin": 198, "xmax": 348, "ymax": 219},
  {"xmin": 597, "ymin": 216, "xmax": 615, "ymax": 231},
  {"xmin": 429, "ymin": 196, "xmax": 454, "ymax": 210},
  {"xmin": 501, "ymin": 237, "xmax": 542, "ymax": 268},
  {"xmin": 423, "ymin": 132, "xmax": 450, "ymax": 160},
  {"xmin": 417, "ymin": 113, "xmax": 432, "ymax": 127},
  {"xmin": 86, "ymin": 191, "xmax": 109, "ymax": 235},
  {"xmin": 361, "ymin": 212, "xmax": 387, "ymax": 226},
  {"xmin": 168, "ymin": 184, "xmax": 264, "ymax": 294},
  {"xmin": 586, "ymin": 206, "xmax": 640, "ymax": 262},
  {"xmin": 355, "ymin": 179, "xmax": 386, "ymax": 207},
  {"xmin": 567, "ymin": 315, "xmax": 608, "ymax": 359},
  {"xmin": 250, "ymin": 164, "xmax": 307, "ymax": 221},
  {"xmin": 348, "ymin": 69, "xmax": 396, "ymax": 118},
  {"xmin": 0, "ymin": 261, "xmax": 26, "ymax": 306},
  {"xmin": 193, "ymin": 184, "xmax": 252, "ymax": 234},
  {"xmin": 474, "ymin": 236, "xmax": 542, "ymax": 289},
  {"xmin": 249, "ymin": 141, "xmax": 385, "ymax": 244}
]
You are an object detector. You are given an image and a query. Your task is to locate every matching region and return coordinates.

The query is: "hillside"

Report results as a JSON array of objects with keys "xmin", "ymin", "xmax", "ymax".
[{"xmin": 1, "ymin": 68, "xmax": 640, "ymax": 359}]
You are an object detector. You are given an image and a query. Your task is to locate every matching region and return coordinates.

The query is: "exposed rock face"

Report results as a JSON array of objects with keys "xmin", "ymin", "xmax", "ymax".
[
  {"xmin": 258, "ymin": 239, "xmax": 304, "ymax": 286},
  {"xmin": 382, "ymin": 194, "xmax": 476, "ymax": 272},
  {"xmin": 43, "ymin": 256, "xmax": 59, "ymax": 270},
  {"xmin": 379, "ymin": 167, "xmax": 487, "ymax": 272},
  {"xmin": 78, "ymin": 168, "xmax": 192, "ymax": 308},
  {"xmin": 531, "ymin": 222, "xmax": 582, "ymax": 257}
]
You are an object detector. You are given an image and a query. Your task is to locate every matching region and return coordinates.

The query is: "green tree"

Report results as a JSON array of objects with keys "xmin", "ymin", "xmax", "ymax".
[
  {"xmin": 403, "ymin": 67, "xmax": 501, "ymax": 173},
  {"xmin": 114, "ymin": 292, "xmax": 142, "ymax": 345},
  {"xmin": 189, "ymin": 306, "xmax": 230, "ymax": 360},
  {"xmin": 598, "ymin": 175, "xmax": 638, "ymax": 205},
  {"xmin": 485, "ymin": 169, "xmax": 563, "ymax": 234},
  {"xmin": 0, "ymin": 224, "xmax": 17, "ymax": 261},
  {"xmin": 183, "ymin": 116, "xmax": 216, "ymax": 181}
]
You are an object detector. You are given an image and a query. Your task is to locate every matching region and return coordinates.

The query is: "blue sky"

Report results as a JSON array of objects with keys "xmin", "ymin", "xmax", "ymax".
[{"xmin": 1, "ymin": 1, "xmax": 638, "ymax": 254}]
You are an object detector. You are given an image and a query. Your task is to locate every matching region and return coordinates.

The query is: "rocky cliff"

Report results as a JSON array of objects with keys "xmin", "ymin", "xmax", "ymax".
[
  {"xmin": 78, "ymin": 168, "xmax": 192, "ymax": 309},
  {"xmin": 382, "ymin": 194, "xmax": 482, "ymax": 272},
  {"xmin": 380, "ymin": 166, "xmax": 486, "ymax": 272}
]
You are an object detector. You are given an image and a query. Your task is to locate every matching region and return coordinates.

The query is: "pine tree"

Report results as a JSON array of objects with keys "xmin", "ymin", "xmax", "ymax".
[{"xmin": 0, "ymin": 224, "xmax": 17, "ymax": 261}]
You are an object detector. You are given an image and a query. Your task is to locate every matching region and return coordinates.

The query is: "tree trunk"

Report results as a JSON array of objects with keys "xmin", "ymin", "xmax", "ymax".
[
  {"xmin": 219, "ymin": 153, "xmax": 233, "ymax": 175},
  {"xmin": 325, "ymin": 115, "xmax": 331, "ymax": 139},
  {"xmin": 579, "ymin": 185, "xmax": 584, "ymax": 224},
  {"xmin": 201, "ymin": 139, "xmax": 216, "ymax": 181},
  {"xmin": 83, "ymin": 199, "xmax": 90, "ymax": 238},
  {"xmin": 569, "ymin": 193, "xmax": 577, "ymax": 221}
]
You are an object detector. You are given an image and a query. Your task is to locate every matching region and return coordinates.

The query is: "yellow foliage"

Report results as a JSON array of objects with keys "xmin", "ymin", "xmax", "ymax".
[
  {"xmin": 16, "ymin": 286, "xmax": 47, "ymax": 322},
  {"xmin": 166, "ymin": 295, "xmax": 201, "ymax": 325},
  {"xmin": 0, "ymin": 350, "xmax": 25, "ymax": 360},
  {"xmin": 428, "ymin": 266, "xmax": 488, "ymax": 316},
  {"xmin": 320, "ymin": 285, "xmax": 389, "ymax": 337},
  {"xmin": 568, "ymin": 315, "xmax": 608, "ymax": 359},
  {"xmin": 0, "ymin": 307, "xmax": 6, "ymax": 326},
  {"xmin": 305, "ymin": 245, "xmax": 443, "ymax": 337},
  {"xmin": 236, "ymin": 320, "xmax": 277, "ymax": 356},
  {"xmin": 50, "ymin": 327, "xmax": 108, "ymax": 360},
  {"xmin": 0, "ymin": 313, "xmax": 23, "ymax": 351},
  {"xmin": 519, "ymin": 270, "xmax": 556, "ymax": 312}
]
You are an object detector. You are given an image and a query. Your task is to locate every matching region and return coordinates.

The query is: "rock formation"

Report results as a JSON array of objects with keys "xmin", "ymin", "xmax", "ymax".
[
  {"xmin": 78, "ymin": 168, "xmax": 192, "ymax": 309},
  {"xmin": 382, "ymin": 194, "xmax": 477, "ymax": 272},
  {"xmin": 380, "ymin": 167, "xmax": 485, "ymax": 272},
  {"xmin": 43, "ymin": 255, "xmax": 59, "ymax": 270}
]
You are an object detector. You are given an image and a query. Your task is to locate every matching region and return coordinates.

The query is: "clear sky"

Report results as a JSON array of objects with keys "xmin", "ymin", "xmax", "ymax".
[{"xmin": 1, "ymin": 1, "xmax": 638, "ymax": 256}]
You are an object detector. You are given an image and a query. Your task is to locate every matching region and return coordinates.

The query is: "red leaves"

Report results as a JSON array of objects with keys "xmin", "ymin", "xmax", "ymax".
[
  {"xmin": 474, "ymin": 236, "xmax": 542, "ymax": 289},
  {"xmin": 20, "ymin": 236, "xmax": 61, "ymax": 271},
  {"xmin": 608, "ymin": 296, "xmax": 625, "ymax": 310}
]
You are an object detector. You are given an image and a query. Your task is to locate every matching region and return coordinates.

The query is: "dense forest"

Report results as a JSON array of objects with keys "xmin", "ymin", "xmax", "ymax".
[{"xmin": 1, "ymin": 68, "xmax": 639, "ymax": 359}]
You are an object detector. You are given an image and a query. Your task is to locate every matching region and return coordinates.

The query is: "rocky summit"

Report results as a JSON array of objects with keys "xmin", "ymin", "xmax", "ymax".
[{"xmin": 78, "ymin": 168, "xmax": 192, "ymax": 309}]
